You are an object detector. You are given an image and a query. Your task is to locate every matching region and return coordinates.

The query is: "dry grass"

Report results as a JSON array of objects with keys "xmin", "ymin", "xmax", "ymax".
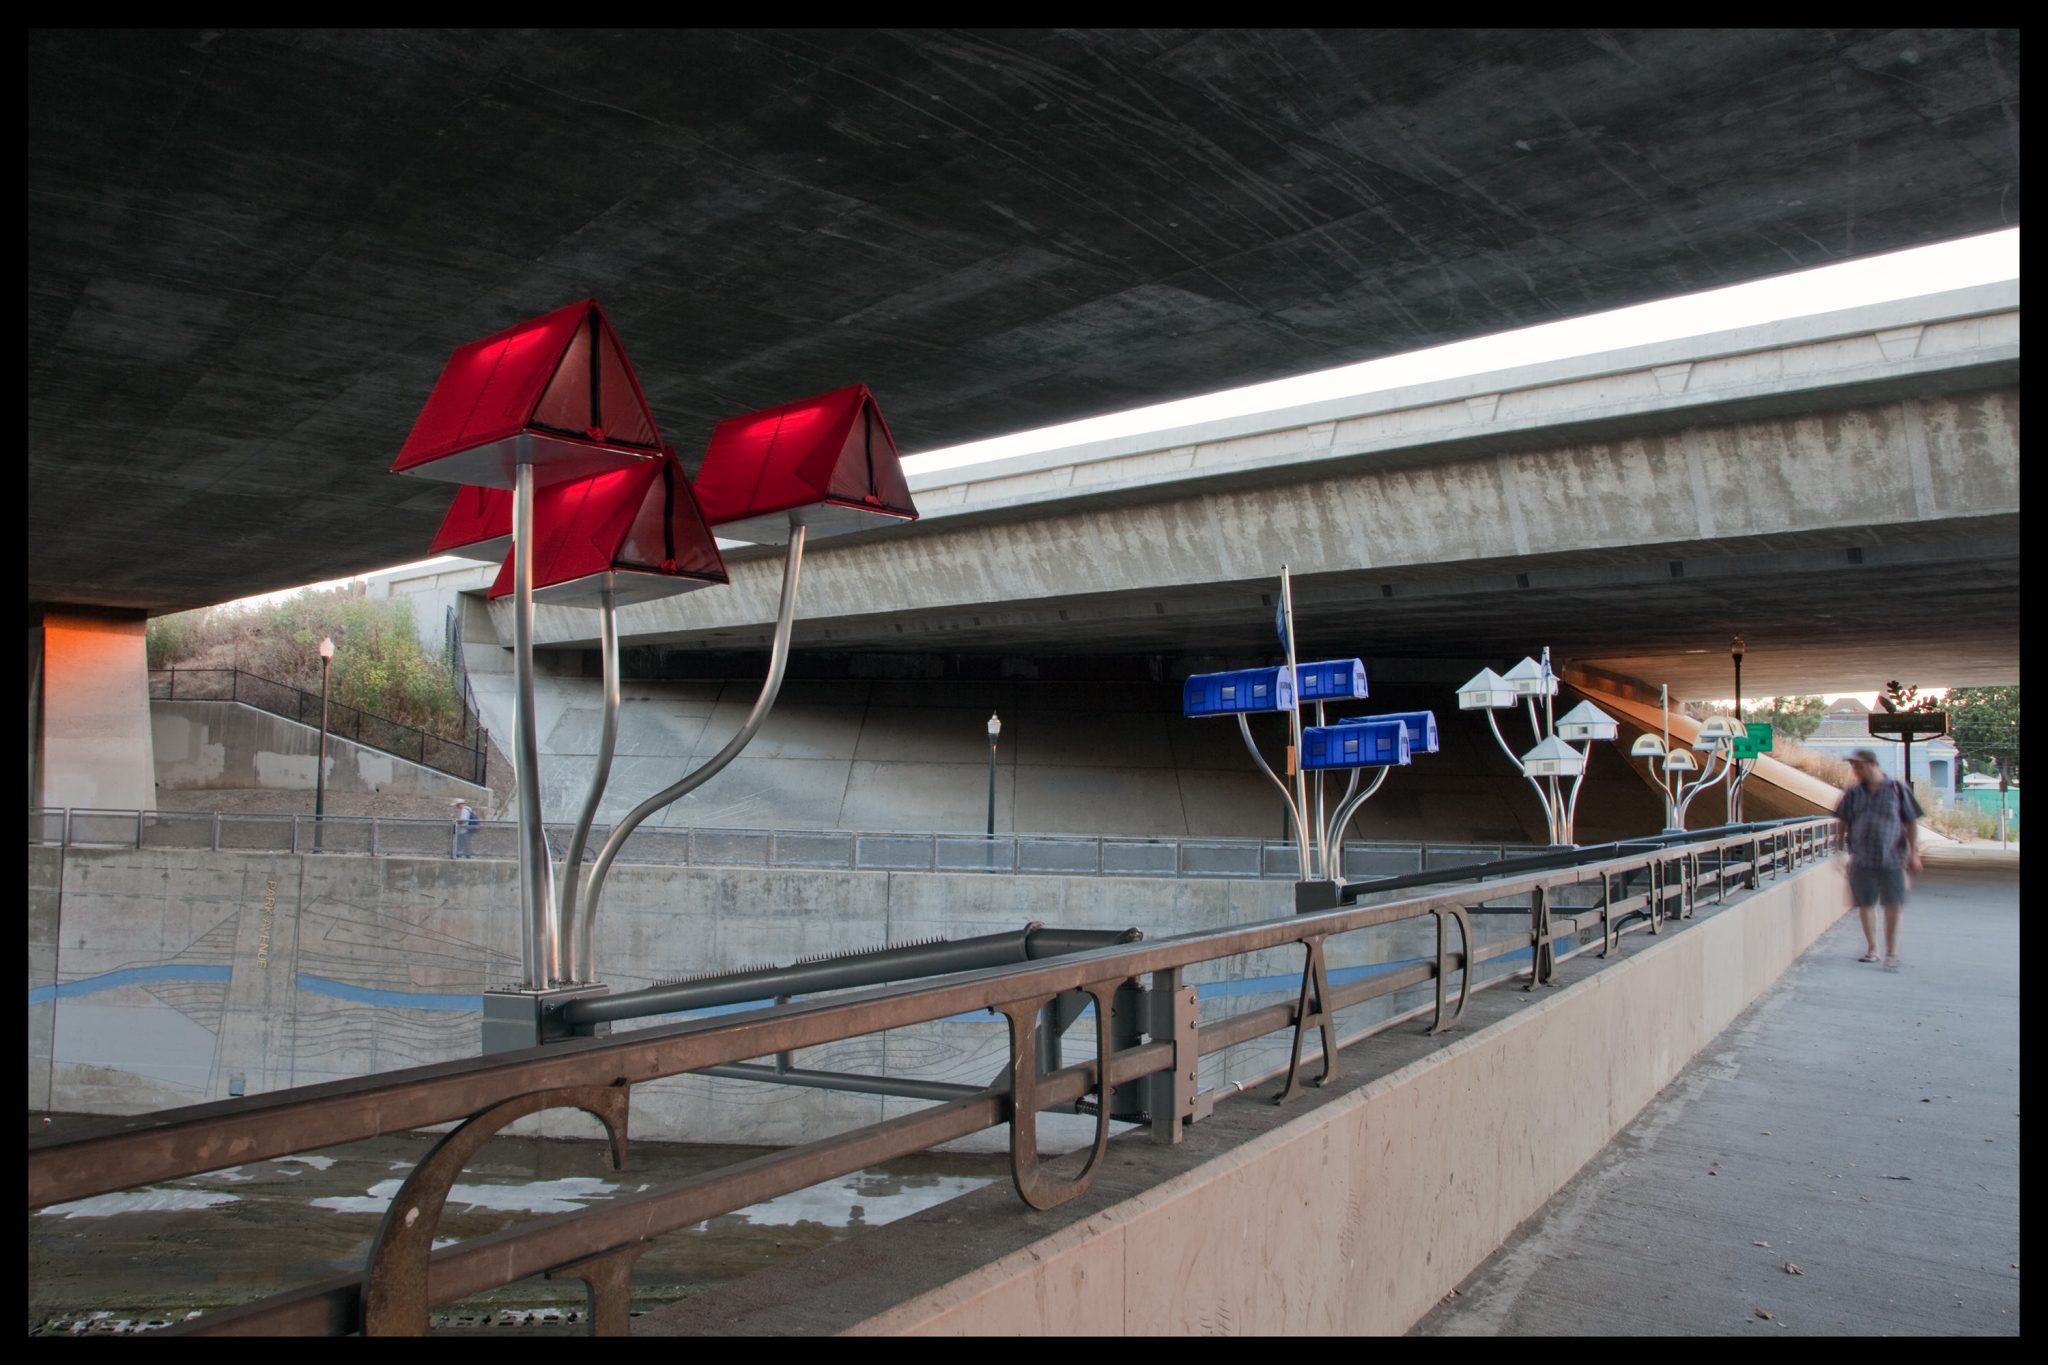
[{"xmin": 1769, "ymin": 741, "xmax": 1851, "ymax": 789}]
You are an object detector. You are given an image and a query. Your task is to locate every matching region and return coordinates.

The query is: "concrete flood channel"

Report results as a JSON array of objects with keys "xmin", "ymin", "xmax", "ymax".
[{"xmin": 27, "ymin": 1113, "xmax": 1006, "ymax": 1335}]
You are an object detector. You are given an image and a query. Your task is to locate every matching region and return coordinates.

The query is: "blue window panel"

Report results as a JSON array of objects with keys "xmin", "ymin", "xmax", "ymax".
[
  {"xmin": 1301, "ymin": 718, "xmax": 1410, "ymax": 769},
  {"xmin": 1347, "ymin": 709, "xmax": 1439, "ymax": 754},
  {"xmin": 1295, "ymin": 658, "xmax": 1368, "ymax": 701},
  {"xmin": 1183, "ymin": 666, "xmax": 1295, "ymax": 718}
]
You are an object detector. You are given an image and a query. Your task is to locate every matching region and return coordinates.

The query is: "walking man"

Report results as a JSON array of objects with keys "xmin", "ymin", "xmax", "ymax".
[
  {"xmin": 1835, "ymin": 749, "xmax": 1923, "ymax": 970},
  {"xmin": 452, "ymin": 799, "xmax": 477, "ymax": 859}
]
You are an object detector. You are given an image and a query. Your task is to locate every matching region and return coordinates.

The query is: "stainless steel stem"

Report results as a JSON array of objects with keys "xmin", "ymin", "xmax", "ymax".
[
  {"xmin": 1326, "ymin": 766, "xmax": 1388, "ymax": 874},
  {"xmin": 1311, "ymin": 698, "xmax": 1327, "ymax": 880},
  {"xmin": 1677, "ymin": 746, "xmax": 1733, "ymax": 823},
  {"xmin": 560, "ymin": 576, "xmax": 621, "ymax": 984},
  {"xmin": 1564, "ymin": 742, "xmax": 1592, "ymax": 845},
  {"xmin": 512, "ymin": 462, "xmax": 557, "ymax": 988},
  {"xmin": 581, "ymin": 524, "xmax": 807, "ymax": 937},
  {"xmin": 1236, "ymin": 713, "xmax": 1308, "ymax": 857},
  {"xmin": 1489, "ymin": 709, "xmax": 1557, "ymax": 844},
  {"xmin": 1280, "ymin": 570, "xmax": 1311, "ymax": 878},
  {"xmin": 1323, "ymin": 767, "xmax": 1361, "ymax": 855}
]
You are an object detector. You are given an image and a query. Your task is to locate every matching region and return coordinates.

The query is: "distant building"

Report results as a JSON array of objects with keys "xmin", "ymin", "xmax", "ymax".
[{"xmin": 1802, "ymin": 697, "xmax": 1959, "ymax": 803}]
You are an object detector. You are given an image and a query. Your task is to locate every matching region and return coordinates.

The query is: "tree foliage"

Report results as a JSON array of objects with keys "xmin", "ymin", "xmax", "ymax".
[
  {"xmin": 148, "ymin": 590, "xmax": 465, "ymax": 736},
  {"xmin": 1681, "ymin": 695, "xmax": 1828, "ymax": 742},
  {"xmin": 1945, "ymin": 685, "xmax": 2020, "ymax": 780},
  {"xmin": 1747, "ymin": 695, "xmax": 1829, "ymax": 742}
]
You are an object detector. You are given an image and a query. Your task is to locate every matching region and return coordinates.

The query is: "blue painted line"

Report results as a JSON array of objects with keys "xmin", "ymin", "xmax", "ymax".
[
  {"xmin": 295, "ymin": 974, "xmax": 479, "ymax": 1012},
  {"xmin": 29, "ymin": 963, "xmax": 232, "ymax": 1004}
]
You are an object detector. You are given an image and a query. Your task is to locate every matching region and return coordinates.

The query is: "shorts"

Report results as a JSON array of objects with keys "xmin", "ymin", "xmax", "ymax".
[{"xmin": 1849, "ymin": 864, "xmax": 1907, "ymax": 908}]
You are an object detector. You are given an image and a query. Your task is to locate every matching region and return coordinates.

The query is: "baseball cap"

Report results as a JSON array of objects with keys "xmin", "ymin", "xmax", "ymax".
[{"xmin": 1849, "ymin": 749, "xmax": 1880, "ymax": 766}]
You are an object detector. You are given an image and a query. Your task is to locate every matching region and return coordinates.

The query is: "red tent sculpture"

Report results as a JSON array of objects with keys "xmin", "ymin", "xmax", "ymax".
[
  {"xmin": 486, "ymin": 449, "xmax": 727, "ymax": 608},
  {"xmin": 392, "ymin": 300, "xmax": 665, "ymax": 488},
  {"xmin": 690, "ymin": 384, "xmax": 917, "ymax": 544},
  {"xmin": 427, "ymin": 485, "xmax": 512, "ymax": 563}
]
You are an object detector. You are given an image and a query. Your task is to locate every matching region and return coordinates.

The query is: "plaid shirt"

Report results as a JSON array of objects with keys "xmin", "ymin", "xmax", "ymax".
[{"xmin": 1835, "ymin": 777, "xmax": 1922, "ymax": 869}]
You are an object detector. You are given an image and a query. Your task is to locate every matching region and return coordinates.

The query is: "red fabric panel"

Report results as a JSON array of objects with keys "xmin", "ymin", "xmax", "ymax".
[
  {"xmin": 825, "ymin": 394, "xmax": 916, "ymax": 515},
  {"xmin": 394, "ymin": 300, "xmax": 663, "ymax": 473},
  {"xmin": 691, "ymin": 385, "xmax": 915, "ymax": 526},
  {"xmin": 393, "ymin": 300, "xmax": 591, "ymax": 473},
  {"xmin": 616, "ymin": 454, "xmax": 726, "ymax": 580},
  {"xmin": 427, "ymin": 486, "xmax": 511, "ymax": 555},
  {"xmin": 487, "ymin": 451, "xmax": 726, "ymax": 599}
]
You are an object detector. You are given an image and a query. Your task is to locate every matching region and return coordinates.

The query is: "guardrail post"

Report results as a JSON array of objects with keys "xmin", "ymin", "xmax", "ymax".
[
  {"xmin": 371, "ymin": 818, "xmax": 381, "ymax": 857},
  {"xmin": 290, "ymin": 814, "xmax": 300, "ymax": 854},
  {"xmin": 1526, "ymin": 885, "xmax": 1554, "ymax": 988},
  {"xmin": 1431, "ymin": 904, "xmax": 1474, "ymax": 1029},
  {"xmin": 134, "ymin": 810, "xmax": 144, "ymax": 849},
  {"xmin": 211, "ymin": 812, "xmax": 222, "ymax": 852},
  {"xmin": 1276, "ymin": 935, "xmax": 1338, "ymax": 1102},
  {"xmin": 1143, "ymin": 965, "xmax": 1204, "ymax": 1143}
]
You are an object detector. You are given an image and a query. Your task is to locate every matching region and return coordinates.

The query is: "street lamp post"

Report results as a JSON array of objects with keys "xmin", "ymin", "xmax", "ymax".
[
  {"xmin": 314, "ymin": 636, "xmax": 334, "ymax": 853},
  {"xmin": 985, "ymin": 713, "xmax": 1002, "ymax": 838}
]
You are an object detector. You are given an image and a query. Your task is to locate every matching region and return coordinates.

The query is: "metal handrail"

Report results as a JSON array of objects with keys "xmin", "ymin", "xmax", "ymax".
[
  {"xmin": 27, "ymin": 818, "xmax": 1840, "ymax": 1336},
  {"xmin": 149, "ymin": 667, "xmax": 487, "ymax": 786}
]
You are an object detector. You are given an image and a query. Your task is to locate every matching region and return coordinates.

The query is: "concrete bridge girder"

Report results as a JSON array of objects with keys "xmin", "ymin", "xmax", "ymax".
[{"xmin": 511, "ymin": 386, "xmax": 2017, "ymax": 698}]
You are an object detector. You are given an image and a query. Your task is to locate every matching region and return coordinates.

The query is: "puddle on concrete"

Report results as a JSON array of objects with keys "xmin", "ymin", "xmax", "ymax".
[
  {"xmin": 37, "ymin": 1188, "xmax": 244, "ymax": 1219},
  {"xmin": 29, "ymin": 1113, "xmax": 1007, "ymax": 1335}
]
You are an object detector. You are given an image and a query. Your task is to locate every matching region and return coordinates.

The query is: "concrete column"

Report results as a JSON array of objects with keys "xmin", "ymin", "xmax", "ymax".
[{"xmin": 34, "ymin": 608, "xmax": 158, "ymax": 812}]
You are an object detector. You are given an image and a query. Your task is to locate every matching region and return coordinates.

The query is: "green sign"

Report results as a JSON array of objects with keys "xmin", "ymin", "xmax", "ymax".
[
  {"xmin": 1745, "ymin": 722, "xmax": 1773, "ymax": 753},
  {"xmin": 1730, "ymin": 737, "xmax": 1765, "ymax": 760}
]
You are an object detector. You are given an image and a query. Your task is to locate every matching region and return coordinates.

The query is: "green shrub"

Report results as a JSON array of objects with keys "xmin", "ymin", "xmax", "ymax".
[{"xmin": 178, "ymin": 589, "xmax": 465, "ymax": 735}]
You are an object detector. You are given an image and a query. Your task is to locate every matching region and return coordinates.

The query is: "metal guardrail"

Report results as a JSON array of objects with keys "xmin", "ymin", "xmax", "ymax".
[
  {"xmin": 28, "ymin": 807, "xmax": 1527, "ymax": 880},
  {"xmin": 149, "ymin": 668, "xmax": 488, "ymax": 786},
  {"xmin": 25, "ymin": 817, "xmax": 1841, "ymax": 1335}
]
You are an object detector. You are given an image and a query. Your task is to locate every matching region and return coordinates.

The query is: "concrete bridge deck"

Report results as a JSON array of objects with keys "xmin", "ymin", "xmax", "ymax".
[{"xmin": 1414, "ymin": 843, "xmax": 2020, "ymax": 1337}]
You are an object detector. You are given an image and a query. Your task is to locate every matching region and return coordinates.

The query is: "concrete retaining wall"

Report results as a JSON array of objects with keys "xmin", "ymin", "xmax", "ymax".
[
  {"xmin": 844, "ymin": 861, "xmax": 1842, "ymax": 1334},
  {"xmin": 151, "ymin": 700, "xmax": 487, "ymax": 804},
  {"xmin": 464, "ymin": 673, "xmax": 1665, "ymax": 846},
  {"xmin": 30, "ymin": 845, "xmax": 1448, "ymax": 1147}
]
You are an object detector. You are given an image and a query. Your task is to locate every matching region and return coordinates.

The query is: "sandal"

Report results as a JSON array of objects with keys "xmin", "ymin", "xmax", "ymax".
[
  {"xmin": 1857, "ymin": 952, "xmax": 1880, "ymax": 963},
  {"xmin": 1884, "ymin": 955, "xmax": 1902, "ymax": 972}
]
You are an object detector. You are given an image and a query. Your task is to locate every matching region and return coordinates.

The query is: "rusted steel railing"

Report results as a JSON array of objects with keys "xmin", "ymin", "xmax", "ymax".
[{"xmin": 26, "ymin": 818, "xmax": 1839, "ymax": 1336}]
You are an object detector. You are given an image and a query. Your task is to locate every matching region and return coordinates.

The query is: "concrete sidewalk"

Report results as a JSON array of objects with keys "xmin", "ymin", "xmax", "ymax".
[{"xmin": 1413, "ymin": 856, "xmax": 2020, "ymax": 1336}]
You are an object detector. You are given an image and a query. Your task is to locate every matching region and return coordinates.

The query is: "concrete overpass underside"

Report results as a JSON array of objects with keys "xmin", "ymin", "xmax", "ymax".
[
  {"xmin": 533, "ymin": 384, "xmax": 2020, "ymax": 700},
  {"xmin": 29, "ymin": 28, "xmax": 2021, "ymax": 617}
]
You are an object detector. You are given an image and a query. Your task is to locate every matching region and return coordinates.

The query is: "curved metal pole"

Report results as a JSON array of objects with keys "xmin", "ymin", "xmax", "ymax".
[
  {"xmin": 1322, "ymin": 767, "xmax": 1361, "ymax": 855},
  {"xmin": 1237, "ymin": 713, "xmax": 1309, "ymax": 859},
  {"xmin": 1487, "ymin": 709, "xmax": 1557, "ymax": 844},
  {"xmin": 582, "ymin": 525, "xmax": 807, "ymax": 940},
  {"xmin": 1279, "ymin": 569, "xmax": 1311, "ymax": 879},
  {"xmin": 1726, "ymin": 757, "xmax": 1751, "ymax": 824},
  {"xmin": 1310, "ymin": 699, "xmax": 1328, "ymax": 880},
  {"xmin": 1675, "ymin": 746, "xmax": 1733, "ymax": 824},
  {"xmin": 560, "ymin": 577, "xmax": 621, "ymax": 984},
  {"xmin": 1564, "ymin": 741, "xmax": 1594, "ymax": 845},
  {"xmin": 1642, "ymin": 758, "xmax": 1680, "ymax": 830},
  {"xmin": 1326, "ymin": 766, "xmax": 1389, "ymax": 875},
  {"xmin": 511, "ymin": 462, "xmax": 557, "ymax": 988}
]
